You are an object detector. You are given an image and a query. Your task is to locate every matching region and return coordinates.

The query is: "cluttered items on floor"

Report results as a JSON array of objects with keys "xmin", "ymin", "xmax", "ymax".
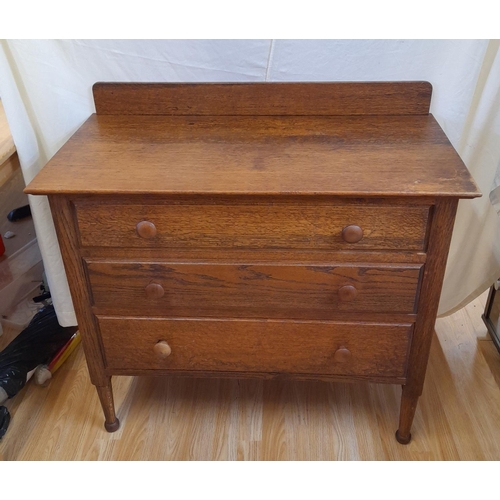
[{"xmin": 0, "ymin": 302, "xmax": 80, "ymax": 440}]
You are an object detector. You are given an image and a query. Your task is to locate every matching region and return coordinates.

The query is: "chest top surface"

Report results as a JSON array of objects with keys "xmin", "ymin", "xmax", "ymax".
[{"xmin": 24, "ymin": 82, "xmax": 480, "ymax": 199}]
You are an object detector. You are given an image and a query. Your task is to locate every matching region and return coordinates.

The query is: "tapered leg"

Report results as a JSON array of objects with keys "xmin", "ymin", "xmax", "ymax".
[
  {"xmin": 395, "ymin": 385, "xmax": 419, "ymax": 445},
  {"xmin": 95, "ymin": 378, "xmax": 120, "ymax": 432}
]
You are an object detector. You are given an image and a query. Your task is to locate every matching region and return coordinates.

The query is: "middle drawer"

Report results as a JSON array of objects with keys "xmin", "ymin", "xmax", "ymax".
[{"xmin": 86, "ymin": 261, "xmax": 422, "ymax": 319}]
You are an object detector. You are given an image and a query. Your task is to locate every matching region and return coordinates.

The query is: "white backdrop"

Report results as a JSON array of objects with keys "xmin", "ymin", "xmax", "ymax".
[{"xmin": 1, "ymin": 39, "xmax": 499, "ymax": 325}]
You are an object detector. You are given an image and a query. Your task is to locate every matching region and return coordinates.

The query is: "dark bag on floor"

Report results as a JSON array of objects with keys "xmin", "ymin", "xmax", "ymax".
[{"xmin": 0, "ymin": 305, "xmax": 77, "ymax": 400}]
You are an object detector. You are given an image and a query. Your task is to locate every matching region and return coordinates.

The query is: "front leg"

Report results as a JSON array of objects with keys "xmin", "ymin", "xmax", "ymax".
[
  {"xmin": 395, "ymin": 385, "xmax": 419, "ymax": 444},
  {"xmin": 96, "ymin": 378, "xmax": 120, "ymax": 432}
]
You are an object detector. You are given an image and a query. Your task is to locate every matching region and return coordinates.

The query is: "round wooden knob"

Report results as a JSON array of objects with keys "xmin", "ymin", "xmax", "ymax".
[
  {"xmin": 136, "ymin": 220, "xmax": 157, "ymax": 239},
  {"xmin": 342, "ymin": 225, "xmax": 363, "ymax": 243},
  {"xmin": 333, "ymin": 346, "xmax": 351, "ymax": 363},
  {"xmin": 154, "ymin": 340, "xmax": 171, "ymax": 359},
  {"xmin": 145, "ymin": 282, "xmax": 164, "ymax": 299},
  {"xmin": 338, "ymin": 284, "xmax": 358, "ymax": 302}
]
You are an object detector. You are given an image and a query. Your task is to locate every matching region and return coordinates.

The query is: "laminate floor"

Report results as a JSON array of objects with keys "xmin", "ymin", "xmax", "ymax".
[{"xmin": 1, "ymin": 292, "xmax": 499, "ymax": 460}]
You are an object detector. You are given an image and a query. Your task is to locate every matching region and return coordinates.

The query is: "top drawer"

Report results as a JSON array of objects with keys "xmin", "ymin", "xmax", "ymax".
[{"xmin": 75, "ymin": 201, "xmax": 430, "ymax": 251}]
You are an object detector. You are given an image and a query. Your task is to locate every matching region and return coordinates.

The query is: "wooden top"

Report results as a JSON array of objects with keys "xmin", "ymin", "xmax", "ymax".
[{"xmin": 25, "ymin": 83, "xmax": 480, "ymax": 198}]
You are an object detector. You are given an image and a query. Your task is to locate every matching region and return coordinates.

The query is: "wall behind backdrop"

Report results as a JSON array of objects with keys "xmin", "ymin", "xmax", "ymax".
[{"xmin": 1, "ymin": 39, "xmax": 499, "ymax": 326}]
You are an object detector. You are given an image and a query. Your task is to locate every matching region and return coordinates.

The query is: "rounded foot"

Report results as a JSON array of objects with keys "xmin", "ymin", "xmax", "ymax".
[
  {"xmin": 104, "ymin": 418, "xmax": 120, "ymax": 433},
  {"xmin": 395, "ymin": 430, "xmax": 411, "ymax": 445}
]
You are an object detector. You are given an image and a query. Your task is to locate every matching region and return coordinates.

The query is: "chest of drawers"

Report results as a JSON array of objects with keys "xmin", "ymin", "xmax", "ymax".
[{"xmin": 25, "ymin": 82, "xmax": 480, "ymax": 444}]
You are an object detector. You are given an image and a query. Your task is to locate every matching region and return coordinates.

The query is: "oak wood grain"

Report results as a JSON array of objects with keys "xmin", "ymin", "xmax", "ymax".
[
  {"xmin": 93, "ymin": 81, "xmax": 432, "ymax": 116},
  {"xmin": 75, "ymin": 201, "xmax": 430, "ymax": 251},
  {"xmin": 97, "ymin": 317, "xmax": 412, "ymax": 378},
  {"xmin": 103, "ymin": 367, "xmax": 407, "ymax": 385},
  {"xmin": 24, "ymin": 83, "xmax": 481, "ymax": 443},
  {"xmin": 86, "ymin": 261, "xmax": 422, "ymax": 318},
  {"xmin": 2, "ymin": 294, "xmax": 499, "ymax": 460},
  {"xmin": 47, "ymin": 195, "xmax": 108, "ymax": 386},
  {"xmin": 24, "ymin": 114, "xmax": 480, "ymax": 198},
  {"xmin": 96, "ymin": 380, "xmax": 120, "ymax": 432},
  {"xmin": 79, "ymin": 247, "xmax": 428, "ymax": 265},
  {"xmin": 397, "ymin": 198, "xmax": 459, "ymax": 442}
]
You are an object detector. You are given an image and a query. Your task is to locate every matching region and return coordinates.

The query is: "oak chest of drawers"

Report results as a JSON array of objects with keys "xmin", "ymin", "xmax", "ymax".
[{"xmin": 25, "ymin": 82, "xmax": 480, "ymax": 444}]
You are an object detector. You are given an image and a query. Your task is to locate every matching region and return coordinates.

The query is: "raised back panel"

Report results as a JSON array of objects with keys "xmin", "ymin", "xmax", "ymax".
[{"xmin": 93, "ymin": 82, "xmax": 432, "ymax": 116}]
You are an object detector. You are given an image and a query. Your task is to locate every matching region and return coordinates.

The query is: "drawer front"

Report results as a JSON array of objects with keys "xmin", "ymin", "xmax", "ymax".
[
  {"xmin": 75, "ymin": 202, "xmax": 430, "ymax": 251},
  {"xmin": 87, "ymin": 261, "xmax": 422, "ymax": 318},
  {"xmin": 98, "ymin": 317, "xmax": 412, "ymax": 378}
]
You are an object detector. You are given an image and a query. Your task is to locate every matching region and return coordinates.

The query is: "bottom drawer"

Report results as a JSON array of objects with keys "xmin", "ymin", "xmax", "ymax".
[{"xmin": 98, "ymin": 318, "xmax": 412, "ymax": 379}]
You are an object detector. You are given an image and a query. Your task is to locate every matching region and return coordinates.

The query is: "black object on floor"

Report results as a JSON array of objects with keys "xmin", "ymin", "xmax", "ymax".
[
  {"xmin": 32, "ymin": 292, "xmax": 52, "ymax": 303},
  {"xmin": 0, "ymin": 305, "xmax": 78, "ymax": 402},
  {"xmin": 7, "ymin": 204, "xmax": 32, "ymax": 222},
  {"xmin": 0, "ymin": 406, "xmax": 10, "ymax": 440}
]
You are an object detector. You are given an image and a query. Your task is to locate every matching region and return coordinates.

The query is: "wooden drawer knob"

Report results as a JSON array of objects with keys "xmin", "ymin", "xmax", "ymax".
[
  {"xmin": 338, "ymin": 284, "xmax": 358, "ymax": 301},
  {"xmin": 154, "ymin": 340, "xmax": 171, "ymax": 359},
  {"xmin": 342, "ymin": 225, "xmax": 363, "ymax": 243},
  {"xmin": 136, "ymin": 220, "xmax": 157, "ymax": 239},
  {"xmin": 333, "ymin": 346, "xmax": 351, "ymax": 363},
  {"xmin": 145, "ymin": 282, "xmax": 165, "ymax": 299}
]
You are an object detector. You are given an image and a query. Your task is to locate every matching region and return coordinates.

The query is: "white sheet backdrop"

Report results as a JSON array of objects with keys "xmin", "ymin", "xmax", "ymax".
[{"xmin": 0, "ymin": 39, "xmax": 499, "ymax": 326}]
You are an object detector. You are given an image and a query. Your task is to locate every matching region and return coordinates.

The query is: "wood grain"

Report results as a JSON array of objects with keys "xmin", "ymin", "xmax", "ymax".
[
  {"xmin": 93, "ymin": 82, "xmax": 433, "ymax": 116},
  {"xmin": 1, "ymin": 293, "xmax": 498, "ymax": 460},
  {"xmin": 79, "ymin": 247, "xmax": 428, "ymax": 265},
  {"xmin": 97, "ymin": 317, "xmax": 412, "ymax": 379},
  {"xmin": 104, "ymin": 367, "xmax": 407, "ymax": 385},
  {"xmin": 75, "ymin": 200, "xmax": 430, "ymax": 251},
  {"xmin": 47, "ymin": 195, "xmax": 108, "ymax": 386},
  {"xmin": 397, "ymin": 198, "xmax": 459, "ymax": 441},
  {"xmin": 23, "ymin": 83, "xmax": 481, "ymax": 443},
  {"xmin": 95, "ymin": 379, "xmax": 120, "ymax": 432},
  {"xmin": 86, "ymin": 261, "xmax": 422, "ymax": 318},
  {"xmin": 24, "ymin": 114, "xmax": 480, "ymax": 198}
]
